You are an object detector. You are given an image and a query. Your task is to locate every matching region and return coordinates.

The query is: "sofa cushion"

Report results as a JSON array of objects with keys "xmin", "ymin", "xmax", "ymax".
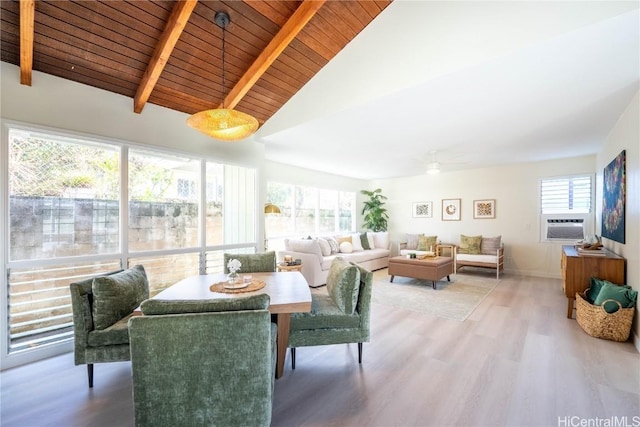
[
  {"xmin": 87, "ymin": 313, "xmax": 133, "ymax": 347},
  {"xmin": 92, "ymin": 265, "xmax": 149, "ymax": 330},
  {"xmin": 456, "ymin": 254, "xmax": 498, "ymax": 263},
  {"xmin": 285, "ymin": 238, "xmax": 323, "ymax": 263},
  {"xmin": 458, "ymin": 235, "xmax": 482, "ymax": 254},
  {"xmin": 326, "ymin": 258, "xmax": 361, "ymax": 315},
  {"xmin": 370, "ymin": 231, "xmax": 389, "ymax": 249},
  {"xmin": 341, "ymin": 250, "xmax": 375, "ymax": 264},
  {"xmin": 141, "ymin": 294, "xmax": 270, "ymax": 315},
  {"xmin": 317, "ymin": 238, "xmax": 332, "ymax": 256},
  {"xmin": 481, "ymin": 236, "xmax": 502, "ymax": 255},
  {"xmin": 290, "ymin": 292, "xmax": 360, "ymax": 331},
  {"xmin": 417, "ymin": 235, "xmax": 437, "ymax": 251},
  {"xmin": 406, "ymin": 233, "xmax": 423, "ymax": 250},
  {"xmin": 593, "ymin": 281, "xmax": 637, "ymax": 313},
  {"xmin": 339, "ymin": 241, "xmax": 353, "ymax": 253}
]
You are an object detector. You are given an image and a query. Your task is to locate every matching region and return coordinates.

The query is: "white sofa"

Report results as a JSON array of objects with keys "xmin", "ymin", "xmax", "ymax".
[{"xmin": 278, "ymin": 232, "xmax": 391, "ymax": 287}]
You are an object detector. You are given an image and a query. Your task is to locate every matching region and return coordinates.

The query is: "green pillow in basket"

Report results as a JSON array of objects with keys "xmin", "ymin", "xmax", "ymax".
[{"xmin": 593, "ymin": 282, "xmax": 638, "ymax": 314}]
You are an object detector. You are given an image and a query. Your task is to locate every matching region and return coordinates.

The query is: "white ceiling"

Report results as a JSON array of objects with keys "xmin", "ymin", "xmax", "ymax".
[{"xmin": 257, "ymin": 1, "xmax": 640, "ymax": 180}]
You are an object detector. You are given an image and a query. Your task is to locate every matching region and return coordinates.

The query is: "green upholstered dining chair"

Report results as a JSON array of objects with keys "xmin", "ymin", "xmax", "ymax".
[
  {"xmin": 128, "ymin": 294, "xmax": 276, "ymax": 427},
  {"xmin": 69, "ymin": 265, "xmax": 149, "ymax": 388},
  {"xmin": 223, "ymin": 251, "xmax": 276, "ymax": 273},
  {"xmin": 288, "ymin": 259, "xmax": 372, "ymax": 369}
]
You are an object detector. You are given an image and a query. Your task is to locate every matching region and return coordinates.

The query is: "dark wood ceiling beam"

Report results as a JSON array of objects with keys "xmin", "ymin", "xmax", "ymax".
[
  {"xmin": 133, "ymin": 0, "xmax": 197, "ymax": 114},
  {"xmin": 220, "ymin": 0, "xmax": 327, "ymax": 110},
  {"xmin": 19, "ymin": 0, "xmax": 34, "ymax": 86}
]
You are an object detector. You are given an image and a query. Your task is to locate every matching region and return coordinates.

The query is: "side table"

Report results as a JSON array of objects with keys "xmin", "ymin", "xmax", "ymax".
[
  {"xmin": 277, "ymin": 263, "xmax": 303, "ymax": 273},
  {"xmin": 436, "ymin": 243, "xmax": 456, "ymax": 258}
]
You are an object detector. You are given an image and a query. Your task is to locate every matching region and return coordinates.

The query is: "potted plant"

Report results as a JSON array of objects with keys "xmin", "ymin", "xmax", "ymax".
[{"xmin": 360, "ymin": 188, "xmax": 389, "ymax": 232}]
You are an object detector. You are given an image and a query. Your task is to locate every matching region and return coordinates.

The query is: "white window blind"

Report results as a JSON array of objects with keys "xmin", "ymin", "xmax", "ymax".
[{"xmin": 540, "ymin": 175, "xmax": 592, "ymax": 214}]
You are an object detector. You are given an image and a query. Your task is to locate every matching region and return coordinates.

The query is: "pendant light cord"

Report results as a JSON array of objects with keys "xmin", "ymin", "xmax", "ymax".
[{"xmin": 221, "ymin": 22, "xmax": 226, "ymax": 109}]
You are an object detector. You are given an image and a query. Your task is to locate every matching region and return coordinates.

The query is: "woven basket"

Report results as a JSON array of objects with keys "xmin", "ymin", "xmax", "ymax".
[{"xmin": 575, "ymin": 291, "xmax": 634, "ymax": 342}]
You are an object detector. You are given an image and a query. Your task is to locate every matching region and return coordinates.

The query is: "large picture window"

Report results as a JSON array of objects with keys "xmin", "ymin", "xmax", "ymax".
[
  {"xmin": 266, "ymin": 182, "xmax": 355, "ymax": 247},
  {"xmin": 3, "ymin": 125, "xmax": 256, "ymax": 364}
]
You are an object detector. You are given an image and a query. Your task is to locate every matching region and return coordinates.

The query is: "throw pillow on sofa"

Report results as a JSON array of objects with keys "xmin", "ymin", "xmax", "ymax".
[
  {"xmin": 360, "ymin": 232, "xmax": 371, "ymax": 250},
  {"xmin": 337, "ymin": 235, "xmax": 352, "ymax": 246},
  {"xmin": 284, "ymin": 238, "xmax": 323, "ymax": 263},
  {"xmin": 406, "ymin": 233, "xmax": 423, "ymax": 250},
  {"xmin": 317, "ymin": 237, "xmax": 332, "ymax": 256},
  {"xmin": 593, "ymin": 281, "xmax": 638, "ymax": 313},
  {"xmin": 366, "ymin": 233, "xmax": 375, "ymax": 250},
  {"xmin": 326, "ymin": 257, "xmax": 361, "ymax": 315},
  {"xmin": 325, "ymin": 236, "xmax": 340, "ymax": 254},
  {"xmin": 370, "ymin": 231, "xmax": 389, "ymax": 249},
  {"xmin": 417, "ymin": 235, "xmax": 437, "ymax": 251},
  {"xmin": 339, "ymin": 241, "xmax": 353, "ymax": 253},
  {"xmin": 458, "ymin": 235, "xmax": 482, "ymax": 254},
  {"xmin": 481, "ymin": 236, "xmax": 502, "ymax": 255},
  {"xmin": 350, "ymin": 233, "xmax": 364, "ymax": 251}
]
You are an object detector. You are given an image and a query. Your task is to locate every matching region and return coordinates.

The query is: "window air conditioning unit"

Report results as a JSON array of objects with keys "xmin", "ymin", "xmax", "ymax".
[{"xmin": 541, "ymin": 215, "xmax": 592, "ymax": 242}]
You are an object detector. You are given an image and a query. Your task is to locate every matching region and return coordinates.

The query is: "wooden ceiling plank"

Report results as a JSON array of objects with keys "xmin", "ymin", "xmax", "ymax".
[
  {"xmin": 19, "ymin": 0, "xmax": 34, "ymax": 85},
  {"xmin": 133, "ymin": 0, "xmax": 198, "ymax": 114},
  {"xmin": 221, "ymin": 0, "xmax": 327, "ymax": 109}
]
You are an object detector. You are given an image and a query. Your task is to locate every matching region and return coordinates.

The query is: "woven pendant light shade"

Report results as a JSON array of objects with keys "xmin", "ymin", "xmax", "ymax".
[
  {"xmin": 187, "ymin": 11, "xmax": 258, "ymax": 142},
  {"xmin": 187, "ymin": 108, "xmax": 259, "ymax": 141}
]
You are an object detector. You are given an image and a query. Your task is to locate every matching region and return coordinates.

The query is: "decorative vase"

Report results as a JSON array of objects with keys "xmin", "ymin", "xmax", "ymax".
[{"xmin": 227, "ymin": 272, "xmax": 239, "ymax": 284}]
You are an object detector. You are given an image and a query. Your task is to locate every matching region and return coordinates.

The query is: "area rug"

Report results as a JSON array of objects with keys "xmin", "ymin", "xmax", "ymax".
[{"xmin": 370, "ymin": 269, "xmax": 500, "ymax": 321}]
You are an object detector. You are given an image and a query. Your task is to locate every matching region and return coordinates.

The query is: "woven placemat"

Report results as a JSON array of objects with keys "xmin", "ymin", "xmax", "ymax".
[{"xmin": 209, "ymin": 280, "xmax": 266, "ymax": 294}]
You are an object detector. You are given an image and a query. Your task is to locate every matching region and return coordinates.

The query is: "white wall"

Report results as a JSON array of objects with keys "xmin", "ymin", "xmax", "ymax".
[
  {"xmin": 371, "ymin": 155, "xmax": 596, "ymax": 278},
  {"xmin": 596, "ymin": 90, "xmax": 639, "ymax": 348}
]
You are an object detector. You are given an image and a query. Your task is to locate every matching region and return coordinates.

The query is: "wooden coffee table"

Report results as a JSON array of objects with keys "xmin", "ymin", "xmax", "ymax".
[{"xmin": 388, "ymin": 256, "xmax": 454, "ymax": 289}]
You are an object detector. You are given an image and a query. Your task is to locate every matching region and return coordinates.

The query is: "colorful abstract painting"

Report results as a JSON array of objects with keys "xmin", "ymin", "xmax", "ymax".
[{"xmin": 602, "ymin": 150, "xmax": 625, "ymax": 243}]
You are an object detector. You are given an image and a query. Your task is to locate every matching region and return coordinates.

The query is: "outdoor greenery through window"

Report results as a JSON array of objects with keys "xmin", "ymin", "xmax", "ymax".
[
  {"xmin": 4, "ymin": 125, "xmax": 256, "ymax": 360},
  {"xmin": 266, "ymin": 182, "xmax": 355, "ymax": 248}
]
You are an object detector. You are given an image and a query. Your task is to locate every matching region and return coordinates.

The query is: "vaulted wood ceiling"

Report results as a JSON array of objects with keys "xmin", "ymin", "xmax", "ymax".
[{"xmin": 1, "ymin": 0, "xmax": 391, "ymax": 125}]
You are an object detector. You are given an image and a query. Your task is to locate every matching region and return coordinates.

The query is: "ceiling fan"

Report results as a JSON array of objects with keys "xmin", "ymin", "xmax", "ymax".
[
  {"xmin": 424, "ymin": 150, "xmax": 468, "ymax": 175},
  {"xmin": 426, "ymin": 151, "xmax": 442, "ymax": 175}
]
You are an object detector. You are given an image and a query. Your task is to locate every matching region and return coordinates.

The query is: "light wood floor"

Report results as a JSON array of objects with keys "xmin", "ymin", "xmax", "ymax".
[{"xmin": 2, "ymin": 270, "xmax": 639, "ymax": 427}]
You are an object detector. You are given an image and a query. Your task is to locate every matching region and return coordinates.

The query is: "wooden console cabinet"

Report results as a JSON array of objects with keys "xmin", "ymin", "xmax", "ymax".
[{"xmin": 561, "ymin": 245, "xmax": 625, "ymax": 318}]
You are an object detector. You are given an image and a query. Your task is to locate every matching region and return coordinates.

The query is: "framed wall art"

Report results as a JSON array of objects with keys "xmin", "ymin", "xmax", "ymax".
[
  {"xmin": 473, "ymin": 199, "xmax": 496, "ymax": 219},
  {"xmin": 412, "ymin": 201, "xmax": 433, "ymax": 218},
  {"xmin": 441, "ymin": 198, "xmax": 461, "ymax": 221},
  {"xmin": 602, "ymin": 150, "xmax": 625, "ymax": 243}
]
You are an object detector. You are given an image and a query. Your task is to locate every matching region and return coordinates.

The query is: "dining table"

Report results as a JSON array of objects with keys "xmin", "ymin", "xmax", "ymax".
[{"xmin": 136, "ymin": 271, "xmax": 312, "ymax": 378}]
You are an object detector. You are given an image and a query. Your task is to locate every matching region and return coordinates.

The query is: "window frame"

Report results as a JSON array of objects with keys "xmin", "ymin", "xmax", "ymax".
[
  {"xmin": 266, "ymin": 181, "xmax": 356, "ymax": 241},
  {"xmin": 539, "ymin": 174, "xmax": 595, "ymax": 242},
  {"xmin": 1, "ymin": 120, "xmax": 258, "ymax": 368}
]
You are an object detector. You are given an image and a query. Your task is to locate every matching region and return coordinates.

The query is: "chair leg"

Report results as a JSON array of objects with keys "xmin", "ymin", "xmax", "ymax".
[
  {"xmin": 290, "ymin": 348, "xmax": 296, "ymax": 370},
  {"xmin": 358, "ymin": 343, "xmax": 363, "ymax": 364},
  {"xmin": 87, "ymin": 364, "xmax": 94, "ymax": 388}
]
